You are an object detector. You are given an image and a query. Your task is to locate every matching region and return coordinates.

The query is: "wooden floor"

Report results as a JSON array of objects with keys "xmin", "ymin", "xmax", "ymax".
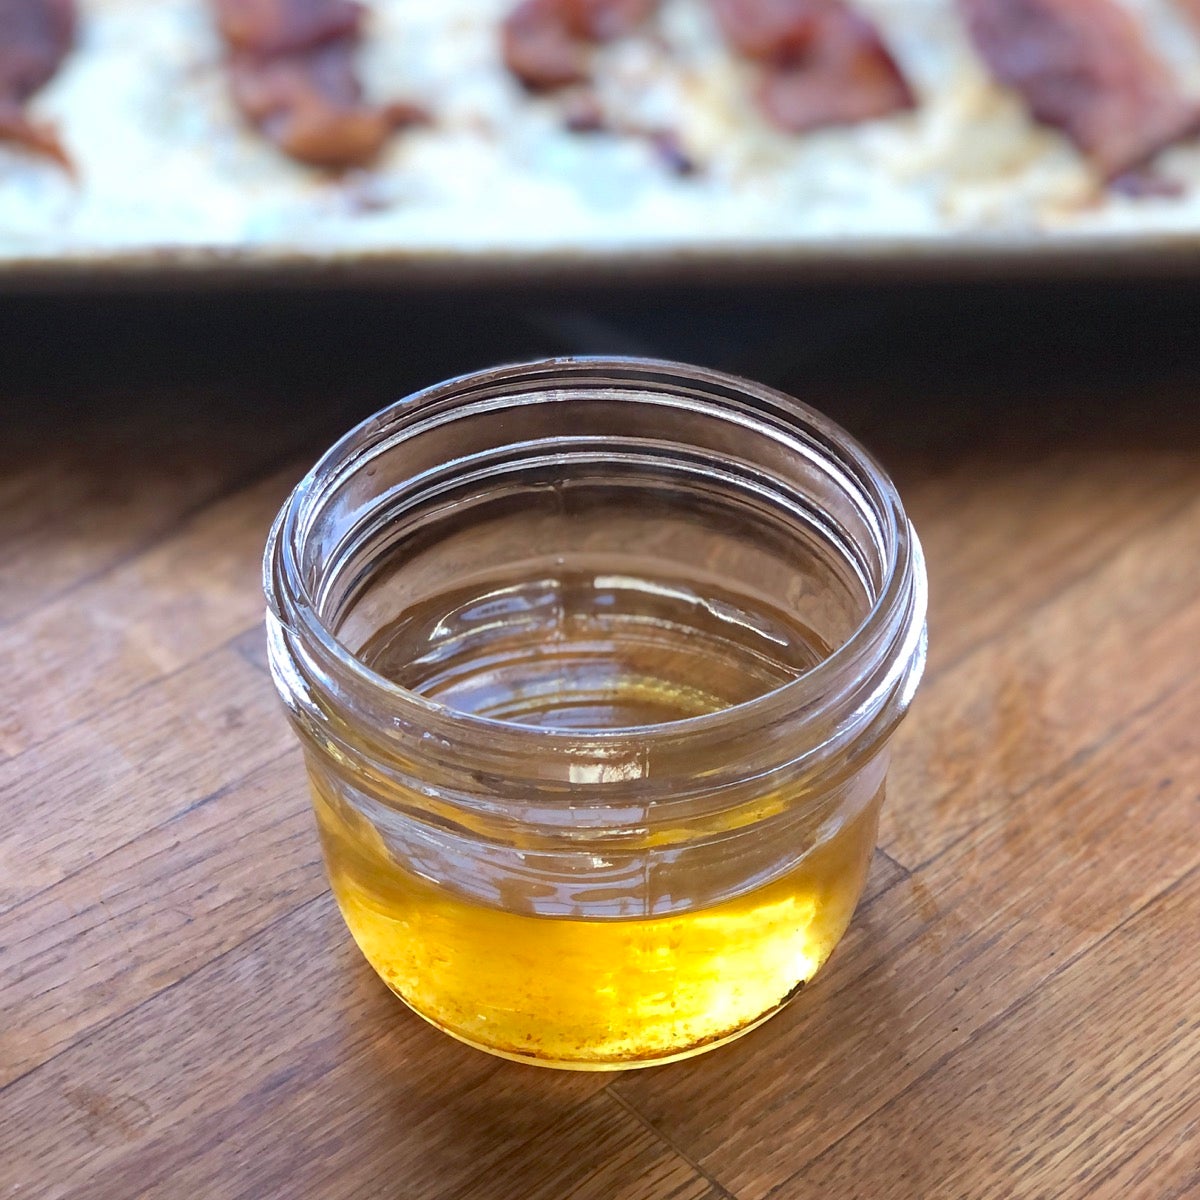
[{"xmin": 2, "ymin": 286, "xmax": 1199, "ymax": 1199}]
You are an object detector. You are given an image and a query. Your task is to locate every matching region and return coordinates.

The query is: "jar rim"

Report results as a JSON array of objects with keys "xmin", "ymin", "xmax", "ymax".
[{"xmin": 266, "ymin": 356, "xmax": 926, "ymax": 760}]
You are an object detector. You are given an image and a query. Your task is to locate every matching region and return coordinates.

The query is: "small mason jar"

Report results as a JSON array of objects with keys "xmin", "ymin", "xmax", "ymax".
[{"xmin": 264, "ymin": 358, "xmax": 926, "ymax": 1070}]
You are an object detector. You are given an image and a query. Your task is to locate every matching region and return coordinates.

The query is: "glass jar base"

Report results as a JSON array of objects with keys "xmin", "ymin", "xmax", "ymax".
[{"xmin": 380, "ymin": 978, "xmax": 803, "ymax": 1071}]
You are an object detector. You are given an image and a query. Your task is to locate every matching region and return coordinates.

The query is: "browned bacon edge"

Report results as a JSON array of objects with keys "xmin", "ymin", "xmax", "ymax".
[
  {"xmin": 213, "ymin": 0, "xmax": 361, "ymax": 54},
  {"xmin": 501, "ymin": 0, "xmax": 658, "ymax": 91},
  {"xmin": 213, "ymin": 0, "xmax": 429, "ymax": 168},
  {"xmin": 713, "ymin": 0, "xmax": 915, "ymax": 134},
  {"xmin": 959, "ymin": 0, "xmax": 1200, "ymax": 184},
  {"xmin": 0, "ymin": 0, "xmax": 76, "ymax": 169}
]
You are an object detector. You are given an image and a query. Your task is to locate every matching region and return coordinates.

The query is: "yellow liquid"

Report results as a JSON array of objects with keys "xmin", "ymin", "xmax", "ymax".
[
  {"xmin": 315, "ymin": 777, "xmax": 879, "ymax": 1067},
  {"xmin": 318, "ymin": 566, "xmax": 878, "ymax": 1067}
]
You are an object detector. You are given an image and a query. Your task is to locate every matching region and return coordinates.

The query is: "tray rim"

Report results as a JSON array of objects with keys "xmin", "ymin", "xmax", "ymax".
[{"xmin": 6, "ymin": 231, "xmax": 1200, "ymax": 290}]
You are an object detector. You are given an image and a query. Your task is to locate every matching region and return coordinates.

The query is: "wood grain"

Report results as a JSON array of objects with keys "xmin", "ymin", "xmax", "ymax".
[
  {"xmin": 0, "ymin": 751, "xmax": 321, "ymax": 1085},
  {"xmin": 2, "ymin": 355, "xmax": 1199, "ymax": 1200},
  {"xmin": 0, "ymin": 390, "xmax": 340, "ymax": 631},
  {"xmin": 881, "ymin": 487, "xmax": 1200, "ymax": 868},
  {"xmin": 901, "ymin": 443, "xmax": 1200, "ymax": 678},
  {"xmin": 0, "ymin": 468, "xmax": 300, "ymax": 757},
  {"xmin": 779, "ymin": 864, "xmax": 1200, "ymax": 1199},
  {"xmin": 447, "ymin": 1093, "xmax": 727, "ymax": 1200},
  {"xmin": 0, "ymin": 650, "xmax": 295, "ymax": 914}
]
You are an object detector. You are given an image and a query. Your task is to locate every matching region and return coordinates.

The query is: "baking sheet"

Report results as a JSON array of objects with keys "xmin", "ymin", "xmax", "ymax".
[{"xmin": 8, "ymin": 0, "xmax": 1200, "ymax": 283}]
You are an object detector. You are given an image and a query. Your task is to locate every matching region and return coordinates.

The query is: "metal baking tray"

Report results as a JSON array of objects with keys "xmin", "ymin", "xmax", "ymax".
[{"xmin": 7, "ymin": 0, "xmax": 1200, "ymax": 287}]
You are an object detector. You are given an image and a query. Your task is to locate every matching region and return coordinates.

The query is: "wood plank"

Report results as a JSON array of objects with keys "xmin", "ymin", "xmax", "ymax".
[
  {"xmin": 1096, "ymin": 1093, "xmax": 1200, "ymax": 1200},
  {"xmin": 0, "ymin": 751, "xmax": 321, "ymax": 1087},
  {"xmin": 229, "ymin": 625, "xmax": 272, "ymax": 675},
  {"xmin": 882, "ymin": 488, "xmax": 1200, "ymax": 869},
  {"xmin": 780, "ymin": 865, "xmax": 1200, "ymax": 1199},
  {"xmin": 612, "ymin": 669, "xmax": 1200, "ymax": 1200},
  {"xmin": 900, "ymin": 445, "xmax": 1200, "ymax": 679},
  {"xmin": 0, "ymin": 650, "xmax": 294, "ymax": 913},
  {"xmin": 0, "ymin": 395, "xmax": 327, "ymax": 628},
  {"xmin": 861, "ymin": 847, "xmax": 908, "ymax": 904},
  {"xmin": 0, "ymin": 895, "xmax": 610, "ymax": 1200},
  {"xmin": 0, "ymin": 468, "xmax": 299, "ymax": 758},
  {"xmin": 448, "ymin": 1093, "xmax": 724, "ymax": 1200}
]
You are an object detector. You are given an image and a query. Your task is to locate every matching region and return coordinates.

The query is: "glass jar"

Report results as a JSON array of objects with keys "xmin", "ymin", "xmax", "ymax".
[{"xmin": 264, "ymin": 357, "xmax": 927, "ymax": 1070}]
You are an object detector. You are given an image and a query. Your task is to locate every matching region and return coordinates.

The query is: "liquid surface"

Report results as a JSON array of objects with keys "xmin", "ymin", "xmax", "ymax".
[
  {"xmin": 357, "ymin": 568, "xmax": 829, "ymax": 728},
  {"xmin": 318, "ymin": 562, "xmax": 874, "ymax": 1066}
]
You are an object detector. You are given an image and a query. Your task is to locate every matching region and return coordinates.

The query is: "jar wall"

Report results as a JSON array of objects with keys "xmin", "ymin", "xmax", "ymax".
[
  {"xmin": 265, "ymin": 358, "xmax": 926, "ymax": 1069},
  {"xmin": 306, "ymin": 746, "xmax": 887, "ymax": 1068}
]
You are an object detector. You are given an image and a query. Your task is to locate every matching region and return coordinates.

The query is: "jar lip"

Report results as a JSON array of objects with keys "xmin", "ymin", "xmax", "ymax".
[{"xmin": 267, "ymin": 356, "xmax": 924, "ymax": 752}]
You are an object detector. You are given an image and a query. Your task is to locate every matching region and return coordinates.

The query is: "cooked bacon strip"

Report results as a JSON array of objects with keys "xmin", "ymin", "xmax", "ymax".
[
  {"xmin": 213, "ymin": 0, "xmax": 361, "ymax": 55},
  {"xmin": 959, "ymin": 0, "xmax": 1200, "ymax": 180},
  {"xmin": 214, "ymin": 0, "xmax": 427, "ymax": 167},
  {"xmin": 760, "ymin": 6, "xmax": 914, "ymax": 133},
  {"xmin": 712, "ymin": 0, "xmax": 821, "ymax": 62},
  {"xmin": 563, "ymin": 0, "xmax": 658, "ymax": 40},
  {"xmin": 713, "ymin": 0, "xmax": 913, "ymax": 133},
  {"xmin": 502, "ymin": 0, "xmax": 657, "ymax": 91},
  {"xmin": 502, "ymin": 0, "xmax": 589, "ymax": 89},
  {"xmin": 229, "ymin": 39, "xmax": 426, "ymax": 167},
  {"xmin": 0, "ymin": 0, "xmax": 75, "ymax": 168}
]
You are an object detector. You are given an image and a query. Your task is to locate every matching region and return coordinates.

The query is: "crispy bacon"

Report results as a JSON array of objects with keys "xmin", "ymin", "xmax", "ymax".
[
  {"xmin": 712, "ymin": 0, "xmax": 821, "ymax": 63},
  {"xmin": 213, "ymin": 0, "xmax": 361, "ymax": 55},
  {"xmin": 502, "ymin": 0, "xmax": 590, "ymax": 90},
  {"xmin": 501, "ymin": 0, "xmax": 657, "ymax": 90},
  {"xmin": 212, "ymin": 0, "xmax": 426, "ymax": 167},
  {"xmin": 714, "ymin": 0, "xmax": 914, "ymax": 133},
  {"xmin": 0, "ymin": 0, "xmax": 75, "ymax": 168},
  {"xmin": 229, "ymin": 39, "xmax": 426, "ymax": 167},
  {"xmin": 213, "ymin": 0, "xmax": 429, "ymax": 166},
  {"xmin": 759, "ymin": 7, "xmax": 914, "ymax": 132},
  {"xmin": 562, "ymin": 0, "xmax": 658, "ymax": 40},
  {"xmin": 959, "ymin": 0, "xmax": 1200, "ymax": 180}
]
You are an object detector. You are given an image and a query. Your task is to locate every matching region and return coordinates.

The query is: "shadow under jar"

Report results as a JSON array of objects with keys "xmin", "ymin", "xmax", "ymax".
[{"xmin": 264, "ymin": 358, "xmax": 927, "ymax": 1070}]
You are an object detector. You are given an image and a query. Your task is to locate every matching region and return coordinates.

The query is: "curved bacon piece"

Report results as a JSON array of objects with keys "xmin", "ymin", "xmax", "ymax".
[
  {"xmin": 229, "ymin": 40, "xmax": 426, "ymax": 168},
  {"xmin": 713, "ymin": 0, "xmax": 914, "ymax": 133},
  {"xmin": 502, "ymin": 0, "xmax": 590, "ymax": 90},
  {"xmin": 0, "ymin": 0, "xmax": 75, "ymax": 168},
  {"xmin": 761, "ymin": 6, "xmax": 914, "ymax": 133},
  {"xmin": 959, "ymin": 0, "xmax": 1200, "ymax": 181},
  {"xmin": 502, "ymin": 0, "xmax": 657, "ymax": 91},
  {"xmin": 214, "ymin": 0, "xmax": 427, "ymax": 167},
  {"xmin": 213, "ymin": 0, "xmax": 361, "ymax": 55},
  {"xmin": 563, "ymin": 0, "xmax": 658, "ymax": 40},
  {"xmin": 712, "ymin": 0, "xmax": 821, "ymax": 63}
]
